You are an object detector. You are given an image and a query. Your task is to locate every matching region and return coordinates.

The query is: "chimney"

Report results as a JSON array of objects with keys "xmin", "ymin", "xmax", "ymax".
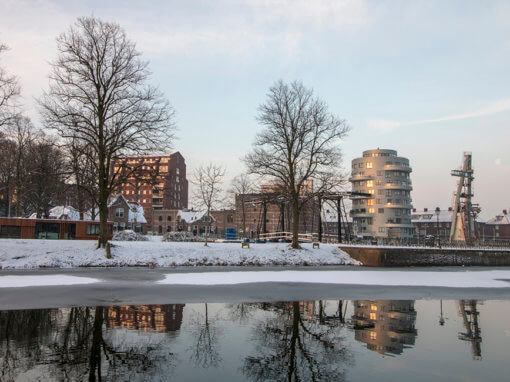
[{"xmin": 424, "ymin": 208, "xmax": 428, "ymax": 212}]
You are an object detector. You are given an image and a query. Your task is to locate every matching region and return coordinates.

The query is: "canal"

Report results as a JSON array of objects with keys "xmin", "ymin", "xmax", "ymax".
[{"xmin": 1, "ymin": 298, "xmax": 509, "ymax": 381}]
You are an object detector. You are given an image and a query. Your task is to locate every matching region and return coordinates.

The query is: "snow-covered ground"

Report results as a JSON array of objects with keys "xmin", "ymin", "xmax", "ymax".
[{"xmin": 0, "ymin": 239, "xmax": 359, "ymax": 269}]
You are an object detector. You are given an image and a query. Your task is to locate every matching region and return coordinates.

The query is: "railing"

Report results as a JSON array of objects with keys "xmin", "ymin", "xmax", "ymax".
[{"xmin": 258, "ymin": 231, "xmax": 340, "ymax": 243}]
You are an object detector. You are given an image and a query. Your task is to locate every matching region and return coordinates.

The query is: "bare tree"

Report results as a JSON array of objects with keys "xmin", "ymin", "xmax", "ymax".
[
  {"xmin": 0, "ymin": 132, "xmax": 16, "ymax": 216},
  {"xmin": 65, "ymin": 138, "xmax": 99, "ymax": 220},
  {"xmin": 0, "ymin": 43, "xmax": 20, "ymax": 127},
  {"xmin": 39, "ymin": 17, "xmax": 176, "ymax": 252},
  {"xmin": 7, "ymin": 115, "xmax": 34, "ymax": 217},
  {"xmin": 193, "ymin": 163, "xmax": 226, "ymax": 246},
  {"xmin": 229, "ymin": 173, "xmax": 255, "ymax": 239},
  {"xmin": 24, "ymin": 135, "xmax": 68, "ymax": 218},
  {"xmin": 244, "ymin": 80, "xmax": 349, "ymax": 248}
]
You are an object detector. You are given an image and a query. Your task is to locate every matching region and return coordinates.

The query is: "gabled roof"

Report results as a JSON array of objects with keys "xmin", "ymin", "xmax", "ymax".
[
  {"xmin": 486, "ymin": 211, "xmax": 510, "ymax": 225},
  {"xmin": 108, "ymin": 193, "xmax": 129, "ymax": 208},
  {"xmin": 178, "ymin": 210, "xmax": 215, "ymax": 224},
  {"xmin": 127, "ymin": 202, "xmax": 147, "ymax": 224}
]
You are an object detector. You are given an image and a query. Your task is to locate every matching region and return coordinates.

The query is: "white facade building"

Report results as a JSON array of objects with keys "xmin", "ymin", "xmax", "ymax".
[{"xmin": 350, "ymin": 149, "xmax": 414, "ymax": 239}]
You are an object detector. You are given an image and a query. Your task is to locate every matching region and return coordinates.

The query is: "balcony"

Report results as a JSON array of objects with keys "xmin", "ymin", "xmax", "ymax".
[
  {"xmin": 384, "ymin": 164, "xmax": 412, "ymax": 172},
  {"xmin": 349, "ymin": 174, "xmax": 374, "ymax": 182},
  {"xmin": 385, "ymin": 221, "xmax": 414, "ymax": 228},
  {"xmin": 350, "ymin": 209, "xmax": 375, "ymax": 217},
  {"xmin": 384, "ymin": 182, "xmax": 413, "ymax": 190},
  {"xmin": 385, "ymin": 202, "xmax": 413, "ymax": 209}
]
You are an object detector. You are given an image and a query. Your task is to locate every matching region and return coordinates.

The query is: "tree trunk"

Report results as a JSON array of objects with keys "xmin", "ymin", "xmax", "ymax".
[
  {"xmin": 241, "ymin": 197, "xmax": 246, "ymax": 239},
  {"xmin": 88, "ymin": 306, "xmax": 104, "ymax": 382},
  {"xmin": 97, "ymin": 187, "xmax": 109, "ymax": 250},
  {"xmin": 291, "ymin": 197, "xmax": 300, "ymax": 249}
]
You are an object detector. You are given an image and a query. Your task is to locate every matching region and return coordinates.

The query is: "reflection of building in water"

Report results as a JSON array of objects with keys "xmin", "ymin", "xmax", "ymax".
[
  {"xmin": 457, "ymin": 300, "xmax": 482, "ymax": 360},
  {"xmin": 107, "ymin": 304, "xmax": 184, "ymax": 333},
  {"xmin": 351, "ymin": 300, "xmax": 417, "ymax": 355}
]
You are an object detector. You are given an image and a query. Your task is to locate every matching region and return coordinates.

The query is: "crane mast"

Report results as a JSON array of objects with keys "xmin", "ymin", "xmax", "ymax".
[{"xmin": 449, "ymin": 152, "xmax": 479, "ymax": 242}]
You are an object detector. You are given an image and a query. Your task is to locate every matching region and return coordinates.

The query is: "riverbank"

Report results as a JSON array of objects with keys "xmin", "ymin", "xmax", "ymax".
[
  {"xmin": 340, "ymin": 244, "xmax": 510, "ymax": 266},
  {"xmin": 0, "ymin": 239, "xmax": 359, "ymax": 269}
]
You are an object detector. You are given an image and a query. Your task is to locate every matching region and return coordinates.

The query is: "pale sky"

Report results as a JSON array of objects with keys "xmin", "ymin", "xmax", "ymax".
[{"xmin": 1, "ymin": 0, "xmax": 509, "ymax": 219}]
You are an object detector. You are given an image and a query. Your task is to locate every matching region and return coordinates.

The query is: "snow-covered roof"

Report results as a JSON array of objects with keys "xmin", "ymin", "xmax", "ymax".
[
  {"xmin": 178, "ymin": 210, "xmax": 214, "ymax": 224},
  {"xmin": 108, "ymin": 193, "xmax": 129, "ymax": 208},
  {"xmin": 29, "ymin": 206, "xmax": 92, "ymax": 221},
  {"xmin": 127, "ymin": 202, "xmax": 147, "ymax": 224},
  {"xmin": 412, "ymin": 209, "xmax": 453, "ymax": 223},
  {"xmin": 486, "ymin": 211, "xmax": 510, "ymax": 225}
]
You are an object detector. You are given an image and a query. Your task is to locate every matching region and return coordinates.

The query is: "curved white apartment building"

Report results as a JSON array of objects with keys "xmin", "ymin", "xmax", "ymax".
[{"xmin": 350, "ymin": 149, "xmax": 414, "ymax": 239}]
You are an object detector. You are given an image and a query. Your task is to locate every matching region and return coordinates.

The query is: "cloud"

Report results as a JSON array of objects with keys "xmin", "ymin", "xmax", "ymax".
[{"xmin": 368, "ymin": 97, "xmax": 510, "ymax": 132}]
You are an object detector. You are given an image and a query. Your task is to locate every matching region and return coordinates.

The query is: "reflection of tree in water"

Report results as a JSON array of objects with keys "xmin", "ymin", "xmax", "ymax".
[
  {"xmin": 0, "ymin": 308, "xmax": 55, "ymax": 381},
  {"xmin": 227, "ymin": 303, "xmax": 258, "ymax": 324},
  {"xmin": 243, "ymin": 301, "xmax": 352, "ymax": 381},
  {"xmin": 0, "ymin": 305, "xmax": 178, "ymax": 381},
  {"xmin": 188, "ymin": 303, "xmax": 222, "ymax": 369}
]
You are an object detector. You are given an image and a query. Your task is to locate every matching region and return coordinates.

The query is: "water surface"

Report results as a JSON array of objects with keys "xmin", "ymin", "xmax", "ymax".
[{"xmin": 1, "ymin": 299, "xmax": 508, "ymax": 381}]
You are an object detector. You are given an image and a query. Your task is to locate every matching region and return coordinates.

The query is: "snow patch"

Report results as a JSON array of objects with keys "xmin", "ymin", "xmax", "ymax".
[
  {"xmin": 158, "ymin": 270, "xmax": 510, "ymax": 288},
  {"xmin": 0, "ymin": 275, "xmax": 99, "ymax": 288}
]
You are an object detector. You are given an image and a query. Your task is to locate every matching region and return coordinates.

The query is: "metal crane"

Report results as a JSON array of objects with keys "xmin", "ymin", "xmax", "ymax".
[{"xmin": 449, "ymin": 152, "xmax": 480, "ymax": 243}]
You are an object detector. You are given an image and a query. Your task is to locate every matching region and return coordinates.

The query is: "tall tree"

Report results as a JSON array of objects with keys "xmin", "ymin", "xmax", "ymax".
[
  {"xmin": 193, "ymin": 163, "xmax": 226, "ymax": 246},
  {"xmin": 0, "ymin": 43, "xmax": 20, "ymax": 127},
  {"xmin": 229, "ymin": 173, "xmax": 255, "ymax": 239},
  {"xmin": 244, "ymin": 80, "xmax": 349, "ymax": 248},
  {"xmin": 39, "ymin": 17, "xmax": 176, "ymax": 251}
]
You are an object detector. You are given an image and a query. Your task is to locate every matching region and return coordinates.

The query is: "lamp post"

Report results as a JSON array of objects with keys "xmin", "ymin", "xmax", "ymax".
[{"xmin": 435, "ymin": 207, "xmax": 441, "ymax": 248}]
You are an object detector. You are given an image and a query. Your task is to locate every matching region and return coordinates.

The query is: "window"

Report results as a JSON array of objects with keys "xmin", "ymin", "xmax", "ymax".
[
  {"xmin": 368, "ymin": 189, "xmax": 375, "ymax": 194},
  {"xmin": 371, "ymin": 305, "xmax": 378, "ymax": 311},
  {"xmin": 86, "ymin": 224, "xmax": 100, "ymax": 235},
  {"xmin": 366, "ymin": 180, "xmax": 373, "ymax": 187},
  {"xmin": 377, "ymin": 170, "xmax": 383, "ymax": 176},
  {"xmin": 176, "ymin": 168, "xmax": 180, "ymax": 174},
  {"xmin": 370, "ymin": 312, "xmax": 376, "ymax": 320},
  {"xmin": 370, "ymin": 332, "xmax": 377, "ymax": 340},
  {"xmin": 376, "ymin": 199, "xmax": 381, "ymax": 204},
  {"xmin": 378, "ymin": 227, "xmax": 385, "ymax": 233},
  {"xmin": 378, "ymin": 208, "xmax": 384, "ymax": 213},
  {"xmin": 366, "ymin": 162, "xmax": 373, "ymax": 169},
  {"xmin": 386, "ymin": 190, "xmax": 392, "ymax": 196},
  {"xmin": 368, "ymin": 208, "xmax": 375, "ymax": 213},
  {"xmin": 359, "ymin": 163, "xmax": 364, "ymax": 168},
  {"xmin": 167, "ymin": 216, "xmax": 172, "ymax": 221},
  {"xmin": 158, "ymin": 216, "xmax": 163, "ymax": 221},
  {"xmin": 115, "ymin": 208, "xmax": 124, "ymax": 218},
  {"xmin": 378, "ymin": 189, "xmax": 384, "ymax": 195},
  {"xmin": 367, "ymin": 199, "xmax": 374, "ymax": 206}
]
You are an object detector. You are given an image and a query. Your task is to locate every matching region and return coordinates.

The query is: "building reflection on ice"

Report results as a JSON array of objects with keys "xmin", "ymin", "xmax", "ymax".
[
  {"xmin": 107, "ymin": 304, "xmax": 184, "ymax": 333},
  {"xmin": 351, "ymin": 300, "xmax": 417, "ymax": 355}
]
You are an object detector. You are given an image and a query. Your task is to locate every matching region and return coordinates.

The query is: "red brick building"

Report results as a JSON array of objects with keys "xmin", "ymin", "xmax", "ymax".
[
  {"xmin": 482, "ymin": 210, "xmax": 510, "ymax": 242},
  {"xmin": 113, "ymin": 152, "xmax": 188, "ymax": 233}
]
